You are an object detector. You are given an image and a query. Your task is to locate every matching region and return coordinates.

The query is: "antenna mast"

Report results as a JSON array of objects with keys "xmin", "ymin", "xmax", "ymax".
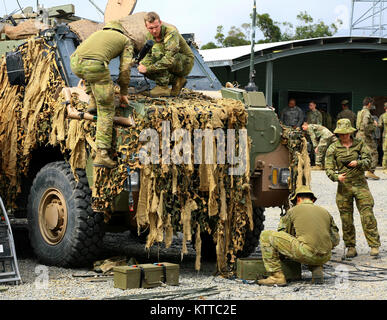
[{"xmin": 245, "ymin": 0, "xmax": 258, "ymax": 92}]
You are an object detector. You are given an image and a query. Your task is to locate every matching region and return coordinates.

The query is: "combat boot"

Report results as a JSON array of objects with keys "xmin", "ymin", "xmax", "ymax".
[
  {"xmin": 365, "ymin": 171, "xmax": 380, "ymax": 180},
  {"xmin": 310, "ymin": 266, "xmax": 324, "ymax": 284},
  {"xmin": 257, "ymin": 271, "xmax": 287, "ymax": 287},
  {"xmin": 346, "ymin": 247, "xmax": 358, "ymax": 258},
  {"xmin": 171, "ymin": 77, "xmax": 187, "ymax": 96},
  {"xmin": 93, "ymin": 149, "xmax": 116, "ymax": 169},
  {"xmin": 148, "ymin": 85, "xmax": 171, "ymax": 98},
  {"xmin": 370, "ymin": 247, "xmax": 379, "ymax": 257},
  {"xmin": 87, "ymin": 96, "xmax": 97, "ymax": 115}
]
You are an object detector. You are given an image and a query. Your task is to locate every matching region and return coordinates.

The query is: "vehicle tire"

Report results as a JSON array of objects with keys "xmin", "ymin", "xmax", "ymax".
[
  {"xmin": 194, "ymin": 207, "xmax": 265, "ymax": 261},
  {"xmin": 237, "ymin": 207, "xmax": 265, "ymax": 258},
  {"xmin": 27, "ymin": 161, "xmax": 105, "ymax": 267}
]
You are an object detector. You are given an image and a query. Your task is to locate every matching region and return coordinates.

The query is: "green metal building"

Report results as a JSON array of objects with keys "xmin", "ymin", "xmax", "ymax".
[{"xmin": 200, "ymin": 36, "xmax": 387, "ymax": 119}]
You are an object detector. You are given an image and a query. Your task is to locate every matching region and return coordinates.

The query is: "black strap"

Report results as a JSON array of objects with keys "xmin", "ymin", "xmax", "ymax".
[
  {"xmin": 139, "ymin": 266, "xmax": 145, "ymax": 288},
  {"xmin": 161, "ymin": 264, "xmax": 167, "ymax": 284}
]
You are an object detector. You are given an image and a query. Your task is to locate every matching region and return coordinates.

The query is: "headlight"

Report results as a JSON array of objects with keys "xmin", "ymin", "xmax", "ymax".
[
  {"xmin": 129, "ymin": 170, "xmax": 140, "ymax": 191},
  {"xmin": 279, "ymin": 168, "xmax": 290, "ymax": 186}
]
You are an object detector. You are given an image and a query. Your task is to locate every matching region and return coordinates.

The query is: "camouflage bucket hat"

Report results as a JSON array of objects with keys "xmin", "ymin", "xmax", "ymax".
[
  {"xmin": 103, "ymin": 21, "xmax": 125, "ymax": 34},
  {"xmin": 290, "ymin": 185, "xmax": 317, "ymax": 204},
  {"xmin": 341, "ymin": 99, "xmax": 349, "ymax": 105},
  {"xmin": 334, "ymin": 118, "xmax": 356, "ymax": 134},
  {"xmin": 384, "ymin": 102, "xmax": 387, "ymax": 108}
]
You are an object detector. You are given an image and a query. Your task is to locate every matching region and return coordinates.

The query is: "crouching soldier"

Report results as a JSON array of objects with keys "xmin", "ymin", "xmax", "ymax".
[{"xmin": 258, "ymin": 186, "xmax": 340, "ymax": 286}]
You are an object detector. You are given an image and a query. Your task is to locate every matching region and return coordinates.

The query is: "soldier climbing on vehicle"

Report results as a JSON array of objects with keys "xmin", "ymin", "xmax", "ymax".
[{"xmin": 70, "ymin": 21, "xmax": 135, "ymax": 169}]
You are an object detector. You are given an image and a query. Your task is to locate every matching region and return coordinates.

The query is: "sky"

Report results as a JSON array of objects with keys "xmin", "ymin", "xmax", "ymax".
[{"xmin": 0, "ymin": 1, "xmax": 384, "ymax": 46}]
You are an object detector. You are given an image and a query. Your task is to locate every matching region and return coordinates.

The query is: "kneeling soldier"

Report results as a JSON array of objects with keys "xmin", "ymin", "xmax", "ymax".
[{"xmin": 258, "ymin": 186, "xmax": 340, "ymax": 286}]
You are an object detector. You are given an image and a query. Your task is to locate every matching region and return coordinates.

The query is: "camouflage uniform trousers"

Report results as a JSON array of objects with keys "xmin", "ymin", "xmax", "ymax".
[
  {"xmin": 70, "ymin": 54, "xmax": 115, "ymax": 149},
  {"xmin": 146, "ymin": 50, "xmax": 194, "ymax": 86},
  {"xmin": 316, "ymin": 136, "xmax": 338, "ymax": 167},
  {"xmin": 356, "ymin": 132, "xmax": 379, "ymax": 171},
  {"xmin": 336, "ymin": 180, "xmax": 381, "ymax": 248},
  {"xmin": 260, "ymin": 230, "xmax": 331, "ymax": 273}
]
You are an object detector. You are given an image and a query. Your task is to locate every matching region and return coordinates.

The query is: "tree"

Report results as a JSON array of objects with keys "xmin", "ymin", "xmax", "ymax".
[
  {"xmin": 201, "ymin": 42, "xmax": 218, "ymax": 50},
  {"xmin": 201, "ymin": 11, "xmax": 342, "ymax": 49},
  {"xmin": 223, "ymin": 26, "xmax": 250, "ymax": 47},
  {"xmin": 255, "ymin": 13, "xmax": 282, "ymax": 43},
  {"xmin": 281, "ymin": 11, "xmax": 341, "ymax": 40},
  {"xmin": 201, "ymin": 25, "xmax": 249, "ymax": 49}
]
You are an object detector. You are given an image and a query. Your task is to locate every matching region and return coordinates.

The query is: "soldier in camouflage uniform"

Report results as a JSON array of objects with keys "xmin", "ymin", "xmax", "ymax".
[
  {"xmin": 325, "ymin": 119, "xmax": 381, "ymax": 258},
  {"xmin": 258, "ymin": 186, "xmax": 340, "ymax": 286},
  {"xmin": 70, "ymin": 21, "xmax": 134, "ymax": 168},
  {"xmin": 306, "ymin": 101, "xmax": 322, "ymax": 125},
  {"xmin": 337, "ymin": 99, "xmax": 356, "ymax": 128},
  {"xmin": 138, "ymin": 12, "xmax": 194, "ymax": 97},
  {"xmin": 302, "ymin": 122, "xmax": 337, "ymax": 169},
  {"xmin": 356, "ymin": 97, "xmax": 380, "ymax": 180},
  {"xmin": 280, "ymin": 98, "xmax": 305, "ymax": 128},
  {"xmin": 379, "ymin": 102, "xmax": 387, "ymax": 173}
]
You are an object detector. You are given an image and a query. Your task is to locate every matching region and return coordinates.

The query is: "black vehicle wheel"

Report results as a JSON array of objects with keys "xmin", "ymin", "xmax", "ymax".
[
  {"xmin": 237, "ymin": 207, "xmax": 265, "ymax": 258},
  {"xmin": 194, "ymin": 207, "xmax": 265, "ymax": 261},
  {"xmin": 27, "ymin": 162, "xmax": 104, "ymax": 267}
]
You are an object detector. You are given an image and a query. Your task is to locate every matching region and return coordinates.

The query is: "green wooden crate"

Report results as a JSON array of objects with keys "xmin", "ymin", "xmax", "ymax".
[
  {"xmin": 236, "ymin": 258, "xmax": 301, "ymax": 281},
  {"xmin": 113, "ymin": 262, "xmax": 179, "ymax": 290}
]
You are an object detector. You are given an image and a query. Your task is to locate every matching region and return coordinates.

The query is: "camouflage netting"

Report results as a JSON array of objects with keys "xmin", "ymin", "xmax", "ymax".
[{"xmin": 0, "ymin": 36, "xmax": 253, "ymax": 274}]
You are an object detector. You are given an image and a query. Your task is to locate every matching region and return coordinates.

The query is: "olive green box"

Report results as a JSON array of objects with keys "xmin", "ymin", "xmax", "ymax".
[
  {"xmin": 113, "ymin": 263, "xmax": 179, "ymax": 290},
  {"xmin": 236, "ymin": 258, "xmax": 301, "ymax": 281}
]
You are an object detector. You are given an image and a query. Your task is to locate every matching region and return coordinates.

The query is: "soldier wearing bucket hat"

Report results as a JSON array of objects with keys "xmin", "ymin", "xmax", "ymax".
[
  {"xmin": 258, "ymin": 185, "xmax": 340, "ymax": 286},
  {"xmin": 356, "ymin": 97, "xmax": 380, "ymax": 180},
  {"xmin": 337, "ymin": 100, "xmax": 356, "ymax": 128},
  {"xmin": 378, "ymin": 102, "xmax": 387, "ymax": 173},
  {"xmin": 325, "ymin": 118, "xmax": 381, "ymax": 259}
]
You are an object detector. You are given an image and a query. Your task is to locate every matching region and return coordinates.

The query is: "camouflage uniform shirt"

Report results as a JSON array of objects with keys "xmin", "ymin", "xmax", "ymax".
[
  {"xmin": 356, "ymin": 107, "xmax": 376, "ymax": 138},
  {"xmin": 306, "ymin": 110, "xmax": 323, "ymax": 125},
  {"xmin": 142, "ymin": 25, "xmax": 194, "ymax": 74},
  {"xmin": 278, "ymin": 200, "xmax": 340, "ymax": 254},
  {"xmin": 307, "ymin": 124, "xmax": 335, "ymax": 149},
  {"xmin": 72, "ymin": 29, "xmax": 134, "ymax": 95}
]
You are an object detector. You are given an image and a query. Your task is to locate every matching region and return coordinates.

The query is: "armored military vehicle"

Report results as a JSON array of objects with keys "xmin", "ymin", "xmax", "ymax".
[{"xmin": 0, "ymin": 2, "xmax": 292, "ymax": 269}]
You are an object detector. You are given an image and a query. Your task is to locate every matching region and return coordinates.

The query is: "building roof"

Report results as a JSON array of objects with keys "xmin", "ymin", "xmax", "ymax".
[{"xmin": 199, "ymin": 36, "xmax": 387, "ymax": 71}]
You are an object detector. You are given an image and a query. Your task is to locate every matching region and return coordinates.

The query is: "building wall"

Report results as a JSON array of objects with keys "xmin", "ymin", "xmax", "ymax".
[{"xmin": 211, "ymin": 50, "xmax": 387, "ymax": 117}]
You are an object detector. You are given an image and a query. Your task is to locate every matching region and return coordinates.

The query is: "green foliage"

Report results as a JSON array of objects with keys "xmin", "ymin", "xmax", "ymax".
[
  {"xmin": 200, "ymin": 42, "xmax": 218, "ymax": 50},
  {"xmin": 202, "ymin": 11, "xmax": 342, "ymax": 49}
]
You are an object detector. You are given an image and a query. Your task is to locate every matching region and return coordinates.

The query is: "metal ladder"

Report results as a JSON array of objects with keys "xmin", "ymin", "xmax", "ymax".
[{"xmin": 0, "ymin": 197, "xmax": 21, "ymax": 285}]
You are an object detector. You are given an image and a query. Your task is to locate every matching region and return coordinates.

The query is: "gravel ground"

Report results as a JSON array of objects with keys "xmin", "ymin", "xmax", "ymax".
[{"xmin": 1, "ymin": 170, "xmax": 387, "ymax": 300}]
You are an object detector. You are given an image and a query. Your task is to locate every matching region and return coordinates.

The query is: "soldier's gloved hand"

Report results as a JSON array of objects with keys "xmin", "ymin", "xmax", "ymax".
[
  {"xmin": 120, "ymin": 95, "xmax": 129, "ymax": 106},
  {"xmin": 138, "ymin": 64, "xmax": 147, "ymax": 74}
]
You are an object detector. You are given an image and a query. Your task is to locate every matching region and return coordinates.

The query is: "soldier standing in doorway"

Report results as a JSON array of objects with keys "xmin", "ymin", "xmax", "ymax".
[
  {"xmin": 280, "ymin": 98, "xmax": 305, "ymax": 129},
  {"xmin": 306, "ymin": 101, "xmax": 323, "ymax": 125},
  {"xmin": 356, "ymin": 97, "xmax": 380, "ymax": 180},
  {"xmin": 337, "ymin": 100, "xmax": 356, "ymax": 128}
]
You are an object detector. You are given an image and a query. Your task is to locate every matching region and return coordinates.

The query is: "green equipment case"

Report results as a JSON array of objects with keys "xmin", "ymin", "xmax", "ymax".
[
  {"xmin": 113, "ymin": 262, "xmax": 179, "ymax": 290},
  {"xmin": 236, "ymin": 258, "xmax": 302, "ymax": 281}
]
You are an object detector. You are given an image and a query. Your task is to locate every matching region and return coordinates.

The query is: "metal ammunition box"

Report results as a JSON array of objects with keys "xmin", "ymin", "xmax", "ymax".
[
  {"xmin": 113, "ymin": 262, "xmax": 179, "ymax": 290},
  {"xmin": 236, "ymin": 258, "xmax": 301, "ymax": 281}
]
